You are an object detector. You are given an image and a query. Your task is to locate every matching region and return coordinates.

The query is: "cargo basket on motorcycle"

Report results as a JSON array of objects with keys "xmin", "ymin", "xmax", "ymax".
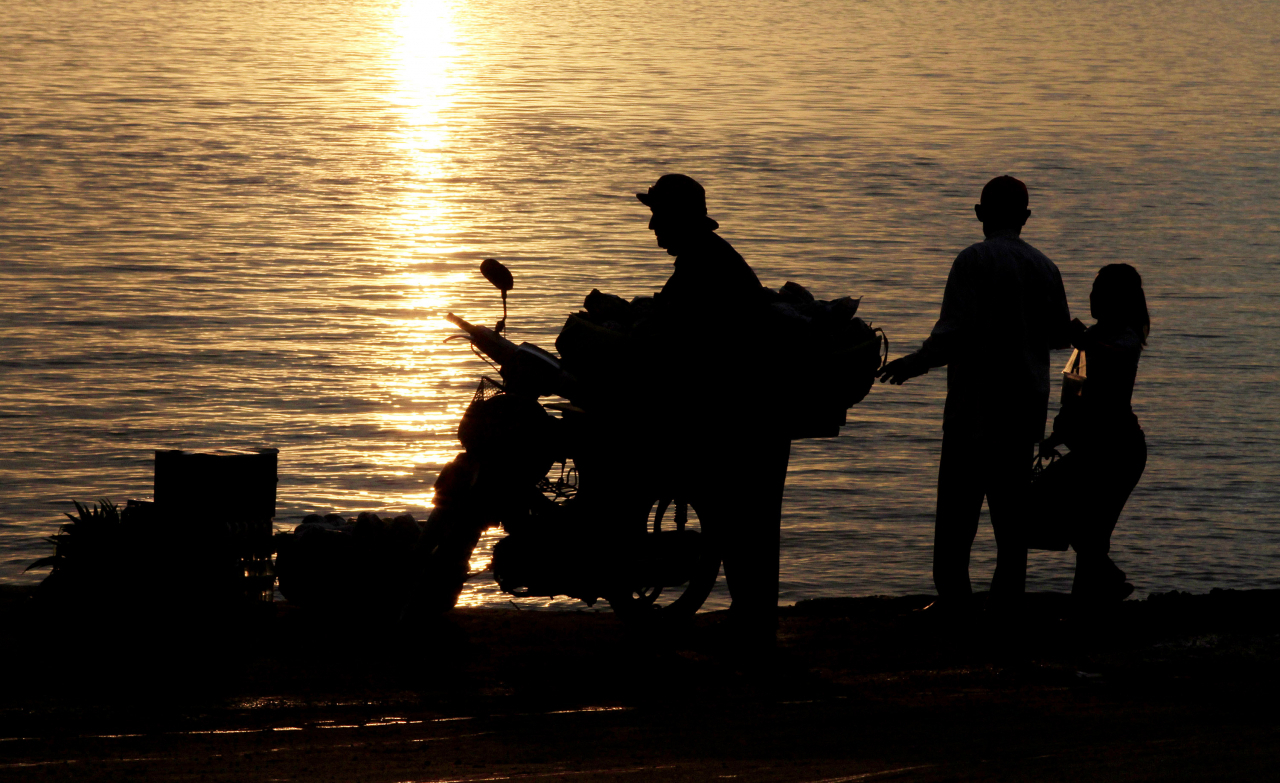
[{"xmin": 779, "ymin": 326, "xmax": 888, "ymax": 439}]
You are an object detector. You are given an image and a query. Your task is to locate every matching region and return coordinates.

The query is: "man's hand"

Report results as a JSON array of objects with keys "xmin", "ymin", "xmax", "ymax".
[
  {"xmin": 878, "ymin": 353, "xmax": 929, "ymax": 385},
  {"xmin": 1039, "ymin": 435, "xmax": 1062, "ymax": 460}
]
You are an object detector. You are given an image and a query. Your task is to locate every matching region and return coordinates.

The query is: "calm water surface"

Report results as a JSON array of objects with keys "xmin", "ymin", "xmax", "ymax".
[{"xmin": 2, "ymin": 0, "xmax": 1278, "ymax": 607}]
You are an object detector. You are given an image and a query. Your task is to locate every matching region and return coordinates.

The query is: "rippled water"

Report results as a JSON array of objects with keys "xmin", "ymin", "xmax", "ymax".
[{"xmin": 3, "ymin": 0, "xmax": 1278, "ymax": 607}]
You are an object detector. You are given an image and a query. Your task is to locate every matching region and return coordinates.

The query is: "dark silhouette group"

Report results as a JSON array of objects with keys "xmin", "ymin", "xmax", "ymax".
[
  {"xmin": 880, "ymin": 176, "xmax": 1148, "ymax": 613},
  {"xmin": 633, "ymin": 173, "xmax": 1148, "ymax": 642}
]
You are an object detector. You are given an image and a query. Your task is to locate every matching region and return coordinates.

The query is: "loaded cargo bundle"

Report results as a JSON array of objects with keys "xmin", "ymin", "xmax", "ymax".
[
  {"xmin": 555, "ymin": 282, "xmax": 886, "ymax": 439},
  {"xmin": 762, "ymin": 281, "xmax": 887, "ymax": 438}
]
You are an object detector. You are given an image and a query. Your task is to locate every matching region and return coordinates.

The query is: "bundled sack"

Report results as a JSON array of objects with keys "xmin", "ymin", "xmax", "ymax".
[
  {"xmin": 762, "ymin": 282, "xmax": 886, "ymax": 438},
  {"xmin": 555, "ymin": 283, "xmax": 885, "ymax": 440}
]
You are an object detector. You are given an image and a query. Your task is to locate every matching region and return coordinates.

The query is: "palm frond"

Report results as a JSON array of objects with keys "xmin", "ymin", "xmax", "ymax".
[
  {"xmin": 24, "ymin": 556, "xmax": 59, "ymax": 572},
  {"xmin": 32, "ymin": 498, "xmax": 124, "ymax": 575}
]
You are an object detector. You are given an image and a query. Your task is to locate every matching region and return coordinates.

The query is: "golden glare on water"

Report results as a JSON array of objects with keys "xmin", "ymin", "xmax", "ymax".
[
  {"xmin": 384, "ymin": 0, "xmax": 461, "ymax": 251},
  {"xmin": 453, "ymin": 527, "xmax": 505, "ymax": 608},
  {"xmin": 388, "ymin": 0, "xmax": 457, "ymax": 168},
  {"xmin": 367, "ymin": 0, "xmax": 472, "ymax": 492}
]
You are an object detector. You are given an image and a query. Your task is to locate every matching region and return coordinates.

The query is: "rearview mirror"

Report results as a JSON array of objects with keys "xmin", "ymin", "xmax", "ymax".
[
  {"xmin": 480, "ymin": 258, "xmax": 513, "ymax": 334},
  {"xmin": 481, "ymin": 258, "xmax": 513, "ymax": 292}
]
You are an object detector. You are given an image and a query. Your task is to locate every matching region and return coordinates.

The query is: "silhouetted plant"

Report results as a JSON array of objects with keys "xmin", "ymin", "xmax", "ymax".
[
  {"xmin": 26, "ymin": 499, "xmax": 124, "ymax": 577},
  {"xmin": 28, "ymin": 496, "xmax": 269, "ymax": 624}
]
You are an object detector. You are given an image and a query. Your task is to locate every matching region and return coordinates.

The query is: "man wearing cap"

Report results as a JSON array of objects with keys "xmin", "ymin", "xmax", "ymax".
[
  {"xmin": 636, "ymin": 173, "xmax": 789, "ymax": 647},
  {"xmin": 637, "ymin": 174, "xmax": 764, "ymax": 332},
  {"xmin": 879, "ymin": 176, "xmax": 1072, "ymax": 613}
]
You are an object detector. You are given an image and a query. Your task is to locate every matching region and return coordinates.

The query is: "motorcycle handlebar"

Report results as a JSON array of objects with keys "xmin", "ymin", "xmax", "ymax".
[
  {"xmin": 447, "ymin": 312, "xmax": 578, "ymax": 399},
  {"xmin": 445, "ymin": 312, "xmax": 518, "ymax": 365}
]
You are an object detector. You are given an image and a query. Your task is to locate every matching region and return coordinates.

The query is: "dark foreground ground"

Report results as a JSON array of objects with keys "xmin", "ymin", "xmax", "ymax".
[{"xmin": 2, "ymin": 586, "xmax": 1278, "ymax": 782}]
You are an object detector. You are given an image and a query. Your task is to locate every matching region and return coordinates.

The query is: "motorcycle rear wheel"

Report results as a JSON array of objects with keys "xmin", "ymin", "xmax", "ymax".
[{"xmin": 604, "ymin": 505, "xmax": 721, "ymax": 625}]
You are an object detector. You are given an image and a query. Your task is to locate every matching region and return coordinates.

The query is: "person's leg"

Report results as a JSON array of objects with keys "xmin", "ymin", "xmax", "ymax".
[
  {"xmin": 692, "ymin": 432, "xmax": 790, "ymax": 646},
  {"xmin": 933, "ymin": 431, "xmax": 987, "ymax": 600},
  {"xmin": 1072, "ymin": 434, "xmax": 1146, "ymax": 600},
  {"xmin": 986, "ymin": 436, "xmax": 1034, "ymax": 599},
  {"xmin": 724, "ymin": 435, "xmax": 789, "ymax": 635},
  {"xmin": 1072, "ymin": 552, "xmax": 1127, "ymax": 598}
]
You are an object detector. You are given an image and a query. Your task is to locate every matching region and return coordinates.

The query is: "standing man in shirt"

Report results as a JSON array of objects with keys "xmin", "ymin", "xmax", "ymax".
[{"xmin": 879, "ymin": 176, "xmax": 1071, "ymax": 612}]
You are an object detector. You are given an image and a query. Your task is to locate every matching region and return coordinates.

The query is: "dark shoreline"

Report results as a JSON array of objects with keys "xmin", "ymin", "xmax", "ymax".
[{"xmin": 2, "ymin": 586, "xmax": 1278, "ymax": 781}]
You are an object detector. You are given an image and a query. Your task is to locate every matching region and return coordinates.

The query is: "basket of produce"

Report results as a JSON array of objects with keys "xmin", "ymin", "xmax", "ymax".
[
  {"xmin": 555, "ymin": 282, "xmax": 886, "ymax": 440},
  {"xmin": 763, "ymin": 282, "xmax": 887, "ymax": 438}
]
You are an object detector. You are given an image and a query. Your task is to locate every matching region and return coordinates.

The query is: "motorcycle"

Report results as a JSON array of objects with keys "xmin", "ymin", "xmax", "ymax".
[
  {"xmin": 277, "ymin": 259, "xmax": 884, "ymax": 624},
  {"xmin": 408, "ymin": 259, "xmax": 886, "ymax": 625},
  {"xmin": 413, "ymin": 262, "xmax": 720, "ymax": 624}
]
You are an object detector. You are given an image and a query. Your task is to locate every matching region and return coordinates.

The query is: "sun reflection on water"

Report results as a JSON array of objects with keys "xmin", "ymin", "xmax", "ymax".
[
  {"xmin": 388, "ymin": 0, "xmax": 457, "ymax": 168},
  {"xmin": 384, "ymin": 0, "xmax": 462, "ymax": 255},
  {"xmin": 453, "ymin": 527, "xmax": 504, "ymax": 608},
  {"xmin": 370, "ymin": 0, "xmax": 471, "ymax": 493},
  {"xmin": 383, "ymin": 0, "xmax": 462, "ymax": 254}
]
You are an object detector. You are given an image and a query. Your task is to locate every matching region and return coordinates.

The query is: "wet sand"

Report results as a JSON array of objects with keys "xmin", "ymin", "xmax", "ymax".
[{"xmin": 2, "ymin": 587, "xmax": 1278, "ymax": 782}]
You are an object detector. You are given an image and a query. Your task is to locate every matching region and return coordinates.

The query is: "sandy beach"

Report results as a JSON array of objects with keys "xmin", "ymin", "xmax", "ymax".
[{"xmin": 3, "ymin": 587, "xmax": 1277, "ymax": 781}]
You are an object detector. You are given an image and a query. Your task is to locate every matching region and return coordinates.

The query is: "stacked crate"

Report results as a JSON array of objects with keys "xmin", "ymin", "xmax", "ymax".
[{"xmin": 154, "ymin": 448, "xmax": 278, "ymax": 603}]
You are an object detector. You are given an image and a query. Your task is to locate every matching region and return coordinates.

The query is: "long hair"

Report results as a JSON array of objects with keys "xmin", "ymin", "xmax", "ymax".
[{"xmin": 1093, "ymin": 264, "xmax": 1150, "ymax": 345}]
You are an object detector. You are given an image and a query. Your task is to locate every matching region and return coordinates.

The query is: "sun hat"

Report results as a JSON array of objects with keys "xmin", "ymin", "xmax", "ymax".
[{"xmin": 636, "ymin": 174, "xmax": 719, "ymax": 230}]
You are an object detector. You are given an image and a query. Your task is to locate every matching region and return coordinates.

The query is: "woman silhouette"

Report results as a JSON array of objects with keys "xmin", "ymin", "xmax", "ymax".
[{"xmin": 1040, "ymin": 264, "xmax": 1149, "ymax": 602}]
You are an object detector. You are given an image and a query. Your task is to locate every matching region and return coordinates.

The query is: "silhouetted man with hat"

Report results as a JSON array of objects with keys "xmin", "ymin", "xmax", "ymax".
[
  {"xmin": 638, "ymin": 174, "xmax": 764, "ymax": 321},
  {"xmin": 879, "ymin": 176, "xmax": 1071, "ymax": 613},
  {"xmin": 636, "ymin": 173, "xmax": 789, "ymax": 648}
]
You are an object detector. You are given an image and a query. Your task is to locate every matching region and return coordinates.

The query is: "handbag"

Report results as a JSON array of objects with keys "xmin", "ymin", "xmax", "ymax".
[
  {"xmin": 1024, "ymin": 451, "xmax": 1071, "ymax": 551},
  {"xmin": 1024, "ymin": 349, "xmax": 1092, "ymax": 551},
  {"xmin": 1061, "ymin": 347, "xmax": 1085, "ymax": 404}
]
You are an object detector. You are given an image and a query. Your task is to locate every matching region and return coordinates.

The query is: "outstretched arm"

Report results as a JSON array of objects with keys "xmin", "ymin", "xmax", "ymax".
[
  {"xmin": 878, "ymin": 352, "xmax": 930, "ymax": 384},
  {"xmin": 879, "ymin": 251, "xmax": 974, "ymax": 385}
]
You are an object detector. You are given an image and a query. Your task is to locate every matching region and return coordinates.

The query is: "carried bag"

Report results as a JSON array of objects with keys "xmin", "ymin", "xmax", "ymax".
[
  {"xmin": 1061, "ymin": 348, "xmax": 1086, "ymax": 404},
  {"xmin": 1024, "ymin": 451, "xmax": 1072, "ymax": 551},
  {"xmin": 1024, "ymin": 347, "xmax": 1090, "ymax": 551}
]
